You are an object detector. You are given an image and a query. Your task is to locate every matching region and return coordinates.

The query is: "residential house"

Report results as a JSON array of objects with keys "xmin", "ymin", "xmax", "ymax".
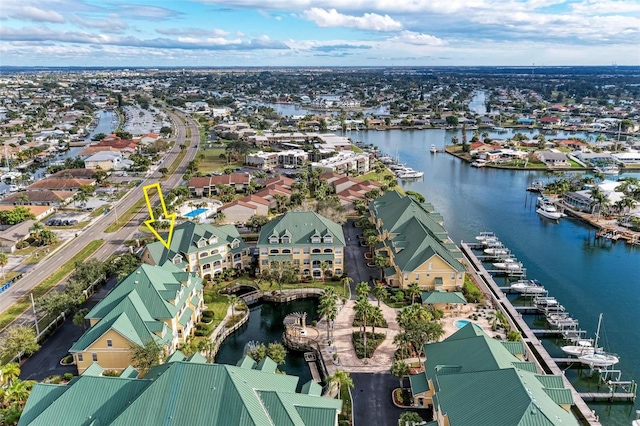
[
  {"xmin": 84, "ymin": 152, "xmax": 133, "ymax": 170},
  {"xmin": 408, "ymin": 323, "xmax": 578, "ymax": 426},
  {"xmin": 254, "ymin": 186, "xmax": 292, "ymax": 210},
  {"xmin": 537, "ymin": 151, "xmax": 570, "ymax": 168},
  {"xmin": 20, "ymin": 354, "xmax": 341, "ymax": 426},
  {"xmin": 49, "ymin": 168, "xmax": 97, "ymax": 179},
  {"xmin": 68, "ymin": 263, "xmax": 204, "ymax": 374},
  {"xmin": 0, "ymin": 205, "xmax": 54, "ymax": 222},
  {"xmin": 78, "ymin": 146, "xmax": 121, "ymax": 158},
  {"xmin": 245, "ymin": 151, "xmax": 279, "ymax": 169},
  {"xmin": 0, "ymin": 219, "xmax": 35, "ymax": 253},
  {"xmin": 0, "ymin": 190, "xmax": 74, "ymax": 207},
  {"xmin": 27, "ymin": 178, "xmax": 95, "ymax": 191},
  {"xmin": 140, "ymin": 133, "xmax": 160, "ymax": 145},
  {"xmin": 554, "ymin": 139, "xmax": 588, "ymax": 151},
  {"xmin": 368, "ymin": 191, "xmax": 465, "ymax": 290},
  {"xmin": 188, "ymin": 173, "xmax": 251, "ymax": 197},
  {"xmin": 141, "ymin": 221, "xmax": 250, "ymax": 279},
  {"xmin": 218, "ymin": 199, "xmax": 268, "ymax": 225},
  {"xmin": 256, "ymin": 211, "xmax": 346, "ymax": 279}
]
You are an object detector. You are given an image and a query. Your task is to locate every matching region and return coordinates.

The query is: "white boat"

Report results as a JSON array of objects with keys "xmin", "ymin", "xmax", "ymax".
[
  {"xmin": 492, "ymin": 258, "xmax": 522, "ymax": 271},
  {"xmin": 561, "ymin": 339, "xmax": 597, "ymax": 357},
  {"xmin": 578, "ymin": 313, "xmax": 619, "ymax": 368},
  {"xmin": 484, "ymin": 247, "xmax": 509, "ymax": 256},
  {"xmin": 510, "ymin": 279, "xmax": 546, "ymax": 294},
  {"xmin": 475, "ymin": 231, "xmax": 496, "ymax": 242},
  {"xmin": 430, "ymin": 144, "xmax": 438, "ymax": 153},
  {"xmin": 471, "ymin": 160, "xmax": 487, "ymax": 168},
  {"xmin": 596, "ymin": 164, "xmax": 620, "ymax": 175},
  {"xmin": 536, "ymin": 202, "xmax": 565, "ymax": 220},
  {"xmin": 396, "ymin": 169, "xmax": 424, "ymax": 179}
]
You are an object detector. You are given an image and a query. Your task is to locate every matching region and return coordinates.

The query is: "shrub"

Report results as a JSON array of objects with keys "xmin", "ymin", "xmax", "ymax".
[
  {"xmin": 63, "ymin": 373, "xmax": 73, "ymax": 381},
  {"xmin": 203, "ymin": 293, "xmax": 215, "ymax": 304},
  {"xmin": 103, "ymin": 370, "xmax": 120, "ymax": 377},
  {"xmin": 352, "ymin": 331, "xmax": 385, "ymax": 359},
  {"xmin": 62, "ymin": 355, "xmax": 73, "ymax": 364},
  {"xmin": 201, "ymin": 310, "xmax": 215, "ymax": 320}
]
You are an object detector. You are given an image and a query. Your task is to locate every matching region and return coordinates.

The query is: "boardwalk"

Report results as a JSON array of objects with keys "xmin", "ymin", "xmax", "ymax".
[{"xmin": 461, "ymin": 243, "xmax": 602, "ymax": 426}]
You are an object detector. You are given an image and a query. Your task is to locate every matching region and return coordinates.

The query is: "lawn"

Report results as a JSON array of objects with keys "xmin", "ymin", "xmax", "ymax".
[
  {"xmin": 0, "ymin": 240, "xmax": 104, "ymax": 332},
  {"xmin": 104, "ymin": 197, "xmax": 146, "ymax": 233},
  {"xmin": 198, "ymin": 148, "xmax": 244, "ymax": 173}
]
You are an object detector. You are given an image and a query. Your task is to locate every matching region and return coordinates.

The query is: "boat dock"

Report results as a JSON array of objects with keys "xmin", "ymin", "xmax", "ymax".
[{"xmin": 462, "ymin": 242, "xmax": 603, "ymax": 425}]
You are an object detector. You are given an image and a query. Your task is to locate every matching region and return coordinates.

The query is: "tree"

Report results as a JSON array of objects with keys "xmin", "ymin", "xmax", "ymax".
[
  {"xmin": 227, "ymin": 294, "xmax": 240, "ymax": 318},
  {"xmin": 341, "ymin": 275, "xmax": 353, "ymax": 298},
  {"xmin": 355, "ymin": 281, "xmax": 370, "ymax": 299},
  {"xmin": 399, "ymin": 411, "xmax": 423, "ymax": 426},
  {"xmin": 129, "ymin": 339, "xmax": 164, "ymax": 376},
  {"xmin": 0, "ymin": 253, "xmax": 8, "ymax": 279},
  {"xmin": 391, "ymin": 361, "xmax": 411, "ymax": 389},
  {"xmin": 247, "ymin": 342, "xmax": 287, "ymax": 365},
  {"xmin": 373, "ymin": 254, "xmax": 388, "ymax": 282},
  {"xmin": 365, "ymin": 234, "xmax": 379, "ymax": 257},
  {"xmin": 262, "ymin": 260, "xmax": 298, "ymax": 294},
  {"xmin": 158, "ymin": 167, "xmax": 169, "ymax": 177},
  {"xmin": 0, "ymin": 325, "xmax": 39, "ymax": 362},
  {"xmin": 327, "ymin": 369, "xmax": 354, "ymax": 397},
  {"xmin": 319, "ymin": 288, "xmax": 339, "ymax": 339},
  {"xmin": 0, "ymin": 363, "xmax": 20, "ymax": 387},
  {"xmin": 406, "ymin": 282, "xmax": 421, "ymax": 305},
  {"xmin": 73, "ymin": 308, "xmax": 89, "ymax": 331},
  {"xmin": 445, "ymin": 115, "xmax": 459, "ymax": 127},
  {"xmin": 373, "ymin": 284, "xmax": 387, "ymax": 307},
  {"xmin": 73, "ymin": 191, "xmax": 89, "ymax": 208}
]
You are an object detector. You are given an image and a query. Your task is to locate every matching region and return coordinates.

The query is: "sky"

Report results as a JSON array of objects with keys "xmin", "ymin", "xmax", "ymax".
[{"xmin": 0, "ymin": 0, "xmax": 639, "ymax": 67}]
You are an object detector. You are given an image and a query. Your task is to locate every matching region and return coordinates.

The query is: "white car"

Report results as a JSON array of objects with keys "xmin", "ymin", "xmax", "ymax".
[{"xmin": 283, "ymin": 164, "xmax": 296, "ymax": 169}]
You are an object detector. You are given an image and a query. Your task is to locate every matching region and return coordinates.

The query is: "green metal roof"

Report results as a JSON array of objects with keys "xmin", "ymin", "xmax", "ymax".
[
  {"xmin": 502, "ymin": 341, "xmax": 526, "ymax": 357},
  {"xmin": 70, "ymin": 264, "xmax": 202, "ymax": 353},
  {"xmin": 421, "ymin": 291, "xmax": 467, "ymax": 305},
  {"xmin": 144, "ymin": 221, "xmax": 248, "ymax": 266},
  {"xmin": 20, "ymin": 356, "xmax": 341, "ymax": 426},
  {"xmin": 369, "ymin": 191, "xmax": 465, "ymax": 273},
  {"xmin": 409, "ymin": 373, "xmax": 430, "ymax": 395},
  {"xmin": 411, "ymin": 323, "xmax": 579, "ymax": 426},
  {"xmin": 257, "ymin": 211, "xmax": 346, "ymax": 247}
]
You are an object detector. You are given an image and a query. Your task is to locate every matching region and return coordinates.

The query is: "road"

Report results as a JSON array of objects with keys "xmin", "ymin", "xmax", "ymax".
[
  {"xmin": 0, "ymin": 110, "xmax": 200, "ymax": 335},
  {"xmin": 351, "ymin": 372, "xmax": 408, "ymax": 426}
]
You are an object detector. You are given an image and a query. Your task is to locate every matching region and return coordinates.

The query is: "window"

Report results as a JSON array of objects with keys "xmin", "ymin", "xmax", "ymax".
[
  {"xmin": 269, "ymin": 236, "xmax": 278, "ymax": 244},
  {"xmin": 323, "ymin": 248, "xmax": 333, "ymax": 253},
  {"xmin": 428, "ymin": 262, "xmax": 433, "ymax": 270},
  {"xmin": 335, "ymin": 247, "xmax": 342, "ymax": 254},
  {"xmin": 231, "ymin": 240, "xmax": 239, "ymax": 249},
  {"xmin": 282, "ymin": 236, "xmax": 290, "ymax": 244},
  {"xmin": 312, "ymin": 248, "xmax": 321, "ymax": 254},
  {"xmin": 451, "ymin": 273, "xmax": 455, "ymax": 280},
  {"xmin": 211, "ymin": 249, "xmax": 219, "ymax": 255},
  {"xmin": 196, "ymin": 239, "xmax": 206, "ymax": 248},
  {"xmin": 209, "ymin": 237, "xmax": 218, "ymax": 245},
  {"xmin": 261, "ymin": 248, "xmax": 268, "ymax": 255},
  {"xmin": 459, "ymin": 272, "xmax": 464, "ymax": 280},
  {"xmin": 335, "ymin": 259, "xmax": 342, "ymax": 264},
  {"xmin": 323, "ymin": 236, "xmax": 333, "ymax": 243},
  {"xmin": 178, "ymin": 329, "xmax": 183, "ymax": 338},
  {"xmin": 282, "ymin": 249, "xmax": 291, "ymax": 254},
  {"xmin": 303, "ymin": 248, "xmax": 310, "ymax": 254},
  {"xmin": 293, "ymin": 248, "xmax": 300, "ymax": 254},
  {"xmin": 77, "ymin": 353, "xmax": 83, "ymax": 362},
  {"xmin": 199, "ymin": 251, "xmax": 208, "ymax": 258},
  {"xmin": 106, "ymin": 339, "xmax": 113, "ymax": 348},
  {"xmin": 311, "ymin": 237, "xmax": 320, "ymax": 244},
  {"xmin": 415, "ymin": 274, "xmax": 420, "ymax": 281},
  {"xmin": 270, "ymin": 249, "xmax": 279, "ymax": 254},
  {"xmin": 92, "ymin": 353, "xmax": 98, "ymax": 362},
  {"xmin": 172, "ymin": 255, "xmax": 183, "ymax": 265},
  {"xmin": 404, "ymin": 274, "xmax": 409, "ymax": 281},
  {"xmin": 303, "ymin": 259, "xmax": 310, "ymax": 265},
  {"xmin": 294, "ymin": 259, "xmax": 300, "ymax": 265}
]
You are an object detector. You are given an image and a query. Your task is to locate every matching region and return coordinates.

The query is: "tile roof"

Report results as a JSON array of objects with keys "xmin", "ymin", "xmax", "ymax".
[
  {"xmin": 27, "ymin": 178, "xmax": 94, "ymax": 190},
  {"xmin": 0, "ymin": 190, "xmax": 74, "ymax": 204}
]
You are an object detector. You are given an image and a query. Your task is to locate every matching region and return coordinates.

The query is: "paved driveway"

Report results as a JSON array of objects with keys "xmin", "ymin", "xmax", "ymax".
[
  {"xmin": 20, "ymin": 276, "xmax": 118, "ymax": 381},
  {"xmin": 351, "ymin": 372, "xmax": 405, "ymax": 426},
  {"xmin": 343, "ymin": 219, "xmax": 377, "ymax": 299}
]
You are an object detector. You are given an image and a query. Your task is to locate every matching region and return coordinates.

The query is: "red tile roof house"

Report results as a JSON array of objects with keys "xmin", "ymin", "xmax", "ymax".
[
  {"xmin": 263, "ymin": 176, "xmax": 295, "ymax": 190},
  {"xmin": 218, "ymin": 198, "xmax": 269, "ymax": 224},
  {"xmin": 0, "ymin": 190, "xmax": 75, "ymax": 207},
  {"xmin": 539, "ymin": 116, "xmax": 561, "ymax": 125},
  {"xmin": 554, "ymin": 139, "xmax": 588, "ymax": 150},
  {"xmin": 188, "ymin": 173, "xmax": 251, "ymax": 197},
  {"xmin": 253, "ymin": 187, "xmax": 292, "ymax": 209}
]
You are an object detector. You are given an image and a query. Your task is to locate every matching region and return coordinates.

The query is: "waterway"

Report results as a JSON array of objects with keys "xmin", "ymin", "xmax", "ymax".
[
  {"xmin": 215, "ymin": 299, "xmax": 319, "ymax": 390},
  {"xmin": 356, "ymin": 128, "xmax": 639, "ymax": 425},
  {"xmin": 263, "ymin": 102, "xmax": 390, "ymax": 117}
]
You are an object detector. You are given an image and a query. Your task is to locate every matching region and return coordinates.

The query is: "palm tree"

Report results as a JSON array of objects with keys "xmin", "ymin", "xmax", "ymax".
[
  {"xmin": 373, "ymin": 254, "xmax": 388, "ymax": 282},
  {"xmin": 319, "ymin": 260, "xmax": 330, "ymax": 283},
  {"xmin": 0, "ymin": 253, "xmax": 8, "ymax": 279},
  {"xmin": 365, "ymin": 234, "xmax": 379, "ymax": 257},
  {"xmin": 319, "ymin": 290, "xmax": 338, "ymax": 340},
  {"xmin": 341, "ymin": 275, "xmax": 353, "ymax": 298},
  {"xmin": 227, "ymin": 294, "xmax": 240, "ymax": 318},
  {"xmin": 355, "ymin": 281, "xmax": 370, "ymax": 300},
  {"xmin": 373, "ymin": 284, "xmax": 387, "ymax": 307},
  {"xmin": 0, "ymin": 362, "xmax": 20, "ymax": 386},
  {"xmin": 406, "ymin": 282, "xmax": 421, "ymax": 305},
  {"xmin": 73, "ymin": 191, "xmax": 89, "ymax": 208},
  {"xmin": 29, "ymin": 221, "xmax": 45, "ymax": 245},
  {"xmin": 393, "ymin": 331, "xmax": 413, "ymax": 359},
  {"xmin": 73, "ymin": 308, "xmax": 89, "ymax": 331},
  {"xmin": 368, "ymin": 306, "xmax": 384, "ymax": 334},
  {"xmin": 391, "ymin": 361, "xmax": 411, "ymax": 389},
  {"xmin": 328, "ymin": 369, "xmax": 354, "ymax": 398}
]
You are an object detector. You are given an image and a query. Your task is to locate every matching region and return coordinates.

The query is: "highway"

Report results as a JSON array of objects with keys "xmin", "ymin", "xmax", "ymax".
[{"xmin": 0, "ymin": 110, "xmax": 200, "ymax": 334}]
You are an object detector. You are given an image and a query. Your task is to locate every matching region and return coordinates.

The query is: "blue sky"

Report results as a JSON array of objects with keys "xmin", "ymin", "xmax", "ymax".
[{"xmin": 1, "ymin": 0, "xmax": 639, "ymax": 67}]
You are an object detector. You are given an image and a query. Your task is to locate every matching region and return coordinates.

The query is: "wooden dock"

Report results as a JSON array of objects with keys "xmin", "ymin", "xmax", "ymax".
[
  {"xmin": 462, "ymin": 243, "xmax": 604, "ymax": 425},
  {"xmin": 579, "ymin": 392, "xmax": 636, "ymax": 402}
]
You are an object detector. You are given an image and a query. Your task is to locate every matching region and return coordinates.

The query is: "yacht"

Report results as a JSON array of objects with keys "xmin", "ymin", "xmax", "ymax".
[
  {"xmin": 471, "ymin": 159, "xmax": 487, "ymax": 168},
  {"xmin": 561, "ymin": 339, "xmax": 597, "ymax": 357},
  {"xmin": 492, "ymin": 258, "xmax": 522, "ymax": 271},
  {"xmin": 430, "ymin": 144, "xmax": 438, "ymax": 154},
  {"xmin": 396, "ymin": 169, "xmax": 424, "ymax": 179},
  {"xmin": 578, "ymin": 313, "xmax": 619, "ymax": 368},
  {"xmin": 484, "ymin": 246, "xmax": 509, "ymax": 256},
  {"xmin": 536, "ymin": 202, "xmax": 565, "ymax": 220},
  {"xmin": 510, "ymin": 279, "xmax": 546, "ymax": 294},
  {"xmin": 596, "ymin": 164, "xmax": 620, "ymax": 175},
  {"xmin": 475, "ymin": 231, "xmax": 497, "ymax": 242}
]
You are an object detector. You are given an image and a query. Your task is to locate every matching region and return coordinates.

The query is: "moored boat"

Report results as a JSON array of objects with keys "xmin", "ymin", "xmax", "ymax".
[
  {"xmin": 484, "ymin": 246, "xmax": 509, "ymax": 256},
  {"xmin": 578, "ymin": 313, "xmax": 619, "ymax": 368},
  {"xmin": 561, "ymin": 339, "xmax": 597, "ymax": 357},
  {"xmin": 510, "ymin": 279, "xmax": 546, "ymax": 294},
  {"xmin": 536, "ymin": 202, "xmax": 565, "ymax": 220},
  {"xmin": 430, "ymin": 144, "xmax": 438, "ymax": 153},
  {"xmin": 492, "ymin": 258, "xmax": 523, "ymax": 271}
]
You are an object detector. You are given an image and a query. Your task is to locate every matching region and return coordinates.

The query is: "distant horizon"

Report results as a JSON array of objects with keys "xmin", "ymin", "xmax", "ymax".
[
  {"xmin": 1, "ymin": 65, "xmax": 639, "ymax": 70},
  {"xmin": 1, "ymin": 1, "xmax": 638, "ymax": 67}
]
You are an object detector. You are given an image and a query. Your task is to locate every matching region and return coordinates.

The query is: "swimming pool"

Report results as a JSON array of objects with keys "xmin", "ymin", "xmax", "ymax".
[
  {"xmin": 184, "ymin": 208, "xmax": 208, "ymax": 218},
  {"xmin": 454, "ymin": 319, "xmax": 474, "ymax": 329}
]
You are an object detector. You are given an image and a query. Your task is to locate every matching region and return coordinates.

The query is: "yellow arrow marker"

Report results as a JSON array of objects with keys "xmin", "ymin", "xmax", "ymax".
[{"xmin": 143, "ymin": 183, "xmax": 176, "ymax": 249}]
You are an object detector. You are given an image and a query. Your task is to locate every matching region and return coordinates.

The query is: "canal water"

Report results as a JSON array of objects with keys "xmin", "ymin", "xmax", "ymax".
[
  {"xmin": 357, "ymin": 128, "xmax": 640, "ymax": 425},
  {"xmin": 215, "ymin": 299, "xmax": 320, "ymax": 390}
]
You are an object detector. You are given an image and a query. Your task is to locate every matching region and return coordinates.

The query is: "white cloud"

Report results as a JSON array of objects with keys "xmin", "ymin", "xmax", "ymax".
[
  {"xmin": 388, "ymin": 30, "xmax": 447, "ymax": 46},
  {"xmin": 302, "ymin": 8, "xmax": 403, "ymax": 31},
  {"xmin": 570, "ymin": 0, "xmax": 640, "ymax": 14},
  {"xmin": 70, "ymin": 13, "xmax": 128, "ymax": 33},
  {"xmin": 156, "ymin": 28, "xmax": 230, "ymax": 37},
  {"xmin": 11, "ymin": 6, "xmax": 65, "ymax": 23}
]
